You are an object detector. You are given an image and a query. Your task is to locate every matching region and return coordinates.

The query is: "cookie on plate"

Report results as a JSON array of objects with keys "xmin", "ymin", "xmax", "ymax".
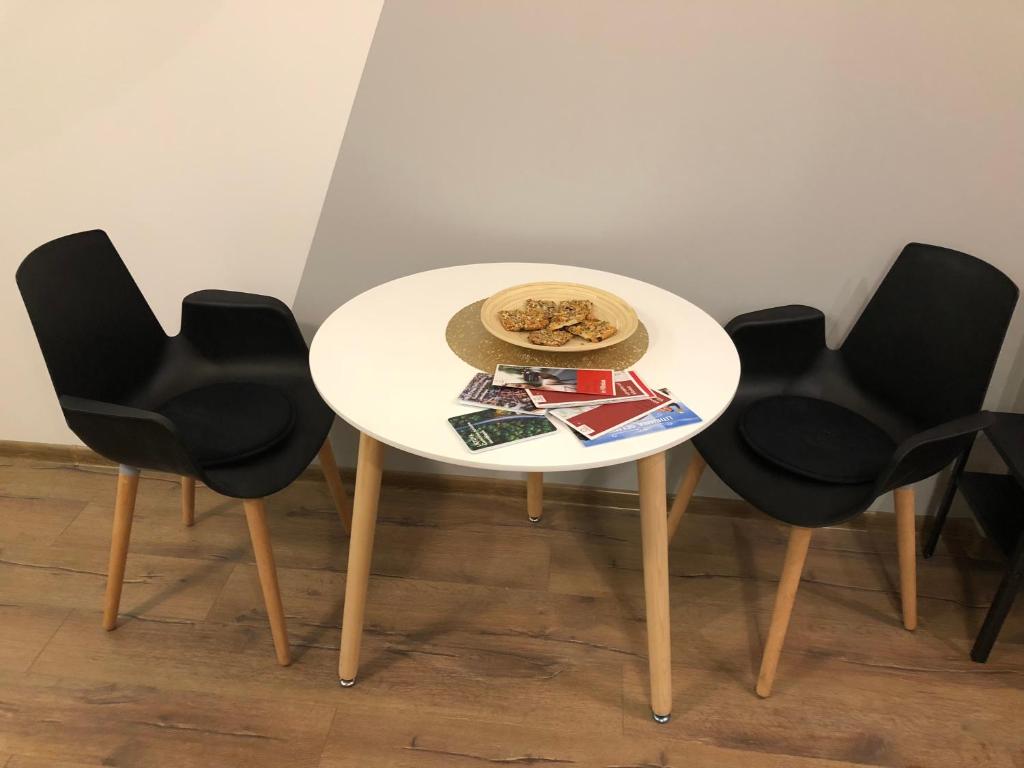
[
  {"xmin": 562, "ymin": 299, "xmax": 593, "ymax": 315},
  {"xmin": 567, "ymin": 319, "xmax": 617, "ymax": 342},
  {"xmin": 524, "ymin": 299, "xmax": 557, "ymax": 320},
  {"xmin": 528, "ymin": 329, "xmax": 573, "ymax": 346},
  {"xmin": 519, "ymin": 309, "xmax": 549, "ymax": 330},
  {"xmin": 499, "ymin": 308, "xmax": 549, "ymax": 332},
  {"xmin": 499, "ymin": 309, "xmax": 527, "ymax": 332},
  {"xmin": 547, "ymin": 299, "xmax": 594, "ymax": 330}
]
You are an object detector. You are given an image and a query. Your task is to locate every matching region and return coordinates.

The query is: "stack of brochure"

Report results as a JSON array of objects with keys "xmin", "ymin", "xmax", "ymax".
[{"xmin": 448, "ymin": 365, "xmax": 700, "ymax": 453}]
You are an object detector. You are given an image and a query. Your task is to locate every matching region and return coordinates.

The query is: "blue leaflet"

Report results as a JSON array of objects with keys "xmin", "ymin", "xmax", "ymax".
[{"xmin": 577, "ymin": 399, "xmax": 701, "ymax": 446}]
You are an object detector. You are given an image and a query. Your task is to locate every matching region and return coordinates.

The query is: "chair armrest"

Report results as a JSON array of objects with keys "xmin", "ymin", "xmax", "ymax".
[
  {"xmin": 725, "ymin": 305, "xmax": 826, "ymax": 377},
  {"xmin": 60, "ymin": 395, "xmax": 199, "ymax": 476},
  {"xmin": 180, "ymin": 289, "xmax": 308, "ymax": 361},
  {"xmin": 875, "ymin": 411, "xmax": 993, "ymax": 492}
]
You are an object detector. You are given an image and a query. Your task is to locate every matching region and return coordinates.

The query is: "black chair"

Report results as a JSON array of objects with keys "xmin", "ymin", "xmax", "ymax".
[
  {"xmin": 667, "ymin": 242, "xmax": 1018, "ymax": 697},
  {"xmin": 16, "ymin": 230, "xmax": 352, "ymax": 666},
  {"xmin": 923, "ymin": 412, "xmax": 1024, "ymax": 662}
]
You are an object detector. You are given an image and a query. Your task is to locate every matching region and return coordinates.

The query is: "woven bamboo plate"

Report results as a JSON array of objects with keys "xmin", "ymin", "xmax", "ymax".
[{"xmin": 480, "ymin": 281, "xmax": 639, "ymax": 352}]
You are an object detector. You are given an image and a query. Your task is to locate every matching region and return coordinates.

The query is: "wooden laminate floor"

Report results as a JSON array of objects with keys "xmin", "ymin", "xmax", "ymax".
[{"xmin": 0, "ymin": 453, "xmax": 1021, "ymax": 767}]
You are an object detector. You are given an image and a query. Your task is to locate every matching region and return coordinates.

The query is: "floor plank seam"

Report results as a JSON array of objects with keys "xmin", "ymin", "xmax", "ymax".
[
  {"xmin": 313, "ymin": 705, "xmax": 341, "ymax": 766},
  {"xmin": 201, "ymin": 562, "xmax": 242, "ymax": 624},
  {"xmin": 50, "ymin": 500, "xmax": 91, "ymax": 543},
  {"xmin": 24, "ymin": 607, "xmax": 71, "ymax": 674},
  {"xmin": 828, "ymin": 655, "xmax": 1024, "ymax": 677},
  {"xmin": 400, "ymin": 738, "xmax": 576, "ymax": 765},
  {"xmin": 0, "ymin": 557, "xmax": 153, "ymax": 584}
]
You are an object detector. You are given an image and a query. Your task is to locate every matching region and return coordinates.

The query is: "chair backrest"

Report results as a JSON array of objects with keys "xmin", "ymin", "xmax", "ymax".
[
  {"xmin": 16, "ymin": 230, "xmax": 166, "ymax": 403},
  {"xmin": 842, "ymin": 243, "xmax": 1018, "ymax": 428}
]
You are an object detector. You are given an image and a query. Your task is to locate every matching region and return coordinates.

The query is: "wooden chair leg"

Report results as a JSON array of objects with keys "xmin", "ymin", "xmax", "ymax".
[
  {"xmin": 181, "ymin": 476, "xmax": 195, "ymax": 527},
  {"xmin": 242, "ymin": 499, "xmax": 291, "ymax": 666},
  {"xmin": 667, "ymin": 450, "xmax": 706, "ymax": 541},
  {"xmin": 894, "ymin": 486, "xmax": 918, "ymax": 631},
  {"xmin": 103, "ymin": 466, "xmax": 140, "ymax": 631},
  {"xmin": 339, "ymin": 432, "xmax": 385, "ymax": 685},
  {"xmin": 756, "ymin": 525, "xmax": 812, "ymax": 698},
  {"xmin": 319, "ymin": 439, "xmax": 352, "ymax": 534},
  {"xmin": 638, "ymin": 451, "xmax": 672, "ymax": 722},
  {"xmin": 527, "ymin": 472, "xmax": 543, "ymax": 522}
]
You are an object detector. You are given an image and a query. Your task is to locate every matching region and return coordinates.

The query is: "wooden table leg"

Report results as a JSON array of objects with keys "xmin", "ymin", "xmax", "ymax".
[
  {"xmin": 338, "ymin": 432, "xmax": 385, "ymax": 686},
  {"xmin": 319, "ymin": 438, "xmax": 353, "ymax": 534},
  {"xmin": 527, "ymin": 472, "xmax": 543, "ymax": 523},
  {"xmin": 637, "ymin": 451, "xmax": 672, "ymax": 722},
  {"xmin": 181, "ymin": 476, "xmax": 196, "ymax": 527},
  {"xmin": 667, "ymin": 450, "xmax": 706, "ymax": 542}
]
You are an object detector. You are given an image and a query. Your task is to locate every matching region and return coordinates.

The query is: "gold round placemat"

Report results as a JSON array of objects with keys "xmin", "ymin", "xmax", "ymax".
[{"xmin": 446, "ymin": 299, "xmax": 649, "ymax": 372}]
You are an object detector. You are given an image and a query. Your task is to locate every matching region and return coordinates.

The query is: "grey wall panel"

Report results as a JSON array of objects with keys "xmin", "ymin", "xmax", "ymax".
[{"xmin": 295, "ymin": 0, "xmax": 1024, "ymax": 507}]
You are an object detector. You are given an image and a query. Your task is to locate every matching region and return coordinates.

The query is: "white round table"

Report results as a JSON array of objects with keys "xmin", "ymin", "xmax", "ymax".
[{"xmin": 310, "ymin": 263, "xmax": 739, "ymax": 721}]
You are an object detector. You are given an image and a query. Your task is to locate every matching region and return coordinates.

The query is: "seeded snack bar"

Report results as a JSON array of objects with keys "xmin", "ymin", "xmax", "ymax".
[
  {"xmin": 500, "ymin": 308, "xmax": 549, "ymax": 332},
  {"xmin": 524, "ymin": 299, "xmax": 557, "ymax": 320},
  {"xmin": 528, "ymin": 329, "xmax": 573, "ymax": 346},
  {"xmin": 499, "ymin": 309, "xmax": 527, "ymax": 331},
  {"xmin": 519, "ymin": 309, "xmax": 549, "ymax": 330},
  {"xmin": 547, "ymin": 299, "xmax": 593, "ymax": 330},
  {"xmin": 567, "ymin": 319, "xmax": 618, "ymax": 342}
]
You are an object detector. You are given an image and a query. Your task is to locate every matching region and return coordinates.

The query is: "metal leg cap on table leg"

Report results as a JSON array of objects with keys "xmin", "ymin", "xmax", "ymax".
[
  {"xmin": 528, "ymin": 516, "xmax": 541, "ymax": 523},
  {"xmin": 339, "ymin": 678, "xmax": 356, "ymax": 688},
  {"xmin": 651, "ymin": 711, "xmax": 671, "ymax": 724}
]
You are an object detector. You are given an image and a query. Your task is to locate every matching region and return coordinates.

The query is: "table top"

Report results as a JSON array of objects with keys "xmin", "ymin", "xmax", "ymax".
[{"xmin": 310, "ymin": 263, "xmax": 740, "ymax": 473}]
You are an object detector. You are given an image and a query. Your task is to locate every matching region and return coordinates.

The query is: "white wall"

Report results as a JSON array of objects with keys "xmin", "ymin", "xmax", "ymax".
[
  {"xmin": 0, "ymin": 0, "xmax": 382, "ymax": 442},
  {"xmin": 295, "ymin": 0, "xmax": 1024, "ymax": 509}
]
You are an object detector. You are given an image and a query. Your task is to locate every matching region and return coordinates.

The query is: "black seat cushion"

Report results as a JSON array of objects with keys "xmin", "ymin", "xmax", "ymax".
[
  {"xmin": 157, "ymin": 383, "xmax": 295, "ymax": 468},
  {"xmin": 739, "ymin": 395, "xmax": 895, "ymax": 484}
]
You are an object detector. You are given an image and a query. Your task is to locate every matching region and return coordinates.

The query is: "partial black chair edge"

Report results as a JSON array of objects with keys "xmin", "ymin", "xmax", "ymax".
[
  {"xmin": 872, "ymin": 411, "xmax": 994, "ymax": 496},
  {"xmin": 725, "ymin": 304, "xmax": 826, "ymax": 378},
  {"xmin": 919, "ymin": 411, "xmax": 1024, "ymax": 663},
  {"xmin": 972, "ymin": 530, "xmax": 1024, "ymax": 663},
  {"xmin": 180, "ymin": 289, "xmax": 309, "ymax": 360},
  {"xmin": 923, "ymin": 446, "xmax": 972, "ymax": 558},
  {"xmin": 60, "ymin": 395, "xmax": 199, "ymax": 478}
]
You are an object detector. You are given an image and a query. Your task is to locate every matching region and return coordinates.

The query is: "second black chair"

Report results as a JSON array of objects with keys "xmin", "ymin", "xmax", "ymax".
[
  {"xmin": 16, "ymin": 230, "xmax": 353, "ymax": 665},
  {"xmin": 923, "ymin": 411, "xmax": 1024, "ymax": 663},
  {"xmin": 667, "ymin": 242, "xmax": 1018, "ymax": 696}
]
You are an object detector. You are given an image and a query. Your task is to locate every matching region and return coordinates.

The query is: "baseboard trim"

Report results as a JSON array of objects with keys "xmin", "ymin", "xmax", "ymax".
[
  {"xmin": 0, "ymin": 440, "xmax": 977, "ymax": 538},
  {"xmin": 0, "ymin": 439, "xmax": 110, "ymax": 467},
  {"xmin": 0, "ymin": 438, "xmax": 742, "ymax": 515},
  {"xmin": 306, "ymin": 464, "xmax": 678, "ymax": 514}
]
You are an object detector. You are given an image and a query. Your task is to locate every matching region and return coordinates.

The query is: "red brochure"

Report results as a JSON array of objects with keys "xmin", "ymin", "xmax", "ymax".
[
  {"xmin": 527, "ymin": 370, "xmax": 653, "ymax": 408},
  {"xmin": 548, "ymin": 388, "xmax": 674, "ymax": 439}
]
